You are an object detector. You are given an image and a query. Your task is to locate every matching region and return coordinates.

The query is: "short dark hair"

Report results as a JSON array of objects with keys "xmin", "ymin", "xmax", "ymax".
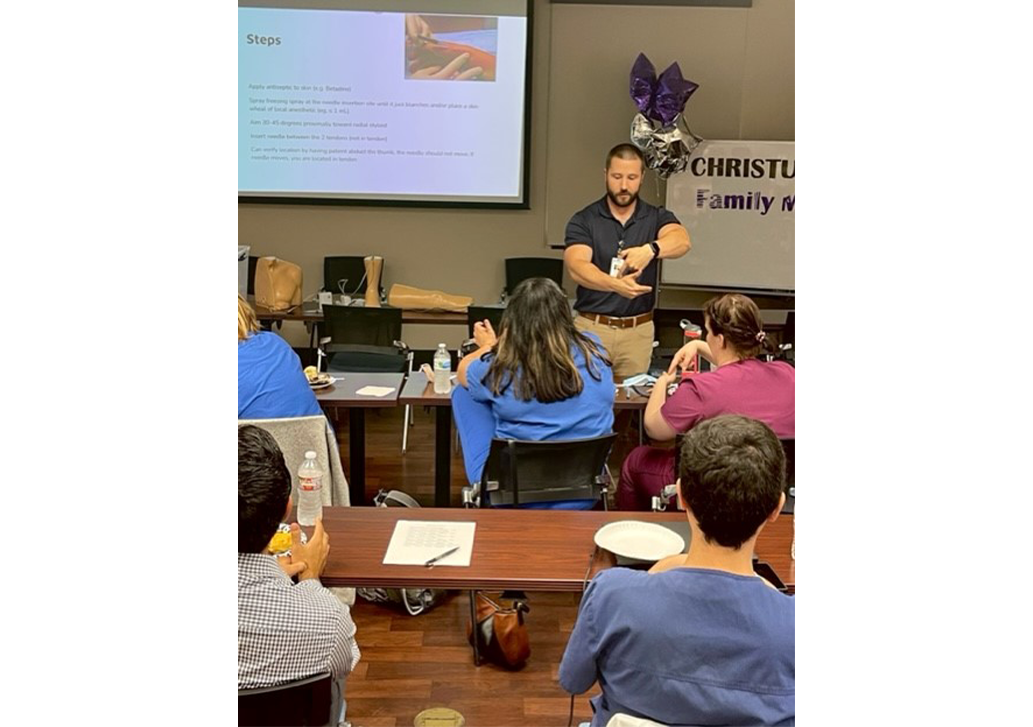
[
  {"xmin": 605, "ymin": 143, "xmax": 645, "ymax": 170},
  {"xmin": 677, "ymin": 415, "xmax": 785, "ymax": 549},
  {"xmin": 238, "ymin": 425, "xmax": 292, "ymax": 553}
]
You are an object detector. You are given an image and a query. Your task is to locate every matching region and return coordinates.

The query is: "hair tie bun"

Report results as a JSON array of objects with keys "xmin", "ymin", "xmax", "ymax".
[{"xmin": 755, "ymin": 331, "xmax": 767, "ymax": 343}]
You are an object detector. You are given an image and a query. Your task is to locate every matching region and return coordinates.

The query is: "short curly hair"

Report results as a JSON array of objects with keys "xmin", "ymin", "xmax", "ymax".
[{"xmin": 677, "ymin": 415, "xmax": 785, "ymax": 549}]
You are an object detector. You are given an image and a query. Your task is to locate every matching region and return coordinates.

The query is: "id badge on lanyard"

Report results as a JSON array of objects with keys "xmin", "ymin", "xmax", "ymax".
[{"xmin": 609, "ymin": 239, "xmax": 625, "ymax": 278}]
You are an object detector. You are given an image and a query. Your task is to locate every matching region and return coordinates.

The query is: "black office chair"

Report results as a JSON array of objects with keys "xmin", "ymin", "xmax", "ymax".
[
  {"xmin": 458, "ymin": 305, "xmax": 507, "ymax": 358},
  {"xmin": 501, "ymin": 258, "xmax": 564, "ymax": 302},
  {"xmin": 462, "ymin": 434, "xmax": 617, "ymax": 509},
  {"xmin": 466, "ymin": 305, "xmax": 506, "ymax": 339},
  {"xmin": 247, "ymin": 256, "xmax": 260, "ymax": 296},
  {"xmin": 319, "ymin": 305, "xmax": 414, "ymax": 451},
  {"xmin": 238, "ymin": 672, "xmax": 333, "ymax": 727},
  {"xmin": 323, "ymin": 255, "xmax": 384, "ymax": 300},
  {"xmin": 320, "ymin": 305, "xmax": 409, "ymax": 374}
]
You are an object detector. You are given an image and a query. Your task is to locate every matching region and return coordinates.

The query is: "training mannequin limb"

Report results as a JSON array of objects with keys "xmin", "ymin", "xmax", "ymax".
[
  {"xmin": 387, "ymin": 283, "xmax": 472, "ymax": 312},
  {"xmin": 254, "ymin": 257, "xmax": 302, "ymax": 311},
  {"xmin": 363, "ymin": 256, "xmax": 383, "ymax": 308}
]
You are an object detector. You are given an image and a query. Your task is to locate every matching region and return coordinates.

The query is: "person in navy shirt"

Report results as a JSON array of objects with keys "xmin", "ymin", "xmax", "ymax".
[
  {"xmin": 560, "ymin": 415, "xmax": 794, "ymax": 726},
  {"xmin": 452, "ymin": 277, "xmax": 614, "ymax": 508},
  {"xmin": 238, "ymin": 295, "xmax": 323, "ymax": 420}
]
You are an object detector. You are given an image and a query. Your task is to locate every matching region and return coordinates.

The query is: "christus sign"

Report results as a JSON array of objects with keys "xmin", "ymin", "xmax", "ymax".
[{"xmin": 663, "ymin": 140, "xmax": 795, "ymax": 293}]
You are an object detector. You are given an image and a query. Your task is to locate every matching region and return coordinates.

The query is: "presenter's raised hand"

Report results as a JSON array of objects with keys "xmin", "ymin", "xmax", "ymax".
[
  {"xmin": 473, "ymin": 319, "xmax": 498, "ymax": 349},
  {"xmin": 618, "ymin": 244, "xmax": 657, "ymax": 276},
  {"xmin": 611, "ymin": 268, "xmax": 652, "ymax": 300}
]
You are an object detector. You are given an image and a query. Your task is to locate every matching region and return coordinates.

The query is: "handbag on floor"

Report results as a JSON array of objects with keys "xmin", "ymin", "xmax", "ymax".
[
  {"xmin": 355, "ymin": 490, "xmax": 447, "ymax": 616},
  {"xmin": 467, "ymin": 592, "xmax": 531, "ymax": 669}
]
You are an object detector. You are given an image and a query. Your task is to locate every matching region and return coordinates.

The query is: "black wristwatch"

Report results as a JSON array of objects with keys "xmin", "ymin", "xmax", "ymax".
[{"xmin": 649, "ymin": 241, "xmax": 660, "ymax": 259}]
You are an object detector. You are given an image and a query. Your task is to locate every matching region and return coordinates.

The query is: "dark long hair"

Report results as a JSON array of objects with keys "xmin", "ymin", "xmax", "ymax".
[{"xmin": 483, "ymin": 278, "xmax": 611, "ymax": 403}]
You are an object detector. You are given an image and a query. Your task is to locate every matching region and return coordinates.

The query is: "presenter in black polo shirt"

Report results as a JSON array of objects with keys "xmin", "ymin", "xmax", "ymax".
[{"xmin": 564, "ymin": 144, "xmax": 691, "ymax": 383}]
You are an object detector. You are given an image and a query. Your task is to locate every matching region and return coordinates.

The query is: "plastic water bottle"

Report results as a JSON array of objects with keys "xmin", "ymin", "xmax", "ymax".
[
  {"xmin": 680, "ymin": 319, "xmax": 703, "ymax": 372},
  {"xmin": 433, "ymin": 343, "xmax": 451, "ymax": 394},
  {"xmin": 297, "ymin": 451, "xmax": 323, "ymax": 526}
]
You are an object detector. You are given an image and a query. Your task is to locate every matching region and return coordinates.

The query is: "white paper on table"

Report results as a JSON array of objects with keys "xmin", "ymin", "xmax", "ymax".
[
  {"xmin": 382, "ymin": 520, "xmax": 476, "ymax": 566},
  {"xmin": 355, "ymin": 385, "xmax": 396, "ymax": 397}
]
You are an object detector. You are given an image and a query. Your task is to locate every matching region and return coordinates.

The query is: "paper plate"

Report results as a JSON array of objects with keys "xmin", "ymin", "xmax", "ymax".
[
  {"xmin": 308, "ymin": 375, "xmax": 336, "ymax": 390},
  {"xmin": 594, "ymin": 521, "xmax": 685, "ymax": 562}
]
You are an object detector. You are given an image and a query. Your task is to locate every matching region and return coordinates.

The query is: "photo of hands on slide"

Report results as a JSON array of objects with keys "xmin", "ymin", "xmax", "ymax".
[{"xmin": 405, "ymin": 14, "xmax": 498, "ymax": 82}]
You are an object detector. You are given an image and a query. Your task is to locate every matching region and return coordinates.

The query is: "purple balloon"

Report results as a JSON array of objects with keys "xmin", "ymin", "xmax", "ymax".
[
  {"xmin": 630, "ymin": 53, "xmax": 657, "ymax": 116},
  {"xmin": 629, "ymin": 53, "xmax": 699, "ymax": 126},
  {"xmin": 654, "ymin": 62, "xmax": 699, "ymax": 128}
]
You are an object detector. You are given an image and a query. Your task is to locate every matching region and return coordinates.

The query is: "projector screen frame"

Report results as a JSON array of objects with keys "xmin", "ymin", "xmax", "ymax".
[{"xmin": 238, "ymin": 0, "xmax": 534, "ymax": 210}]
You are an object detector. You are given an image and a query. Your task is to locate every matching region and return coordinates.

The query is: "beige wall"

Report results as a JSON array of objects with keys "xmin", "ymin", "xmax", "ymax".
[{"xmin": 238, "ymin": 0, "xmax": 794, "ymax": 348}]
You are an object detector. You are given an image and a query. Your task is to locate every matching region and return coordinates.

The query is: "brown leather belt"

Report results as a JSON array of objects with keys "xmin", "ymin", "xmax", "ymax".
[{"xmin": 577, "ymin": 311, "xmax": 654, "ymax": 329}]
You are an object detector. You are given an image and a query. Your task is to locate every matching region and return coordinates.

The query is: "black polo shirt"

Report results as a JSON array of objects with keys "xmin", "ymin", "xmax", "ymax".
[{"xmin": 564, "ymin": 196, "xmax": 681, "ymax": 317}]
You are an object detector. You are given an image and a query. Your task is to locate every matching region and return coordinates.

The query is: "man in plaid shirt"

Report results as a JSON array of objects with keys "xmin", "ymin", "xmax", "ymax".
[{"xmin": 238, "ymin": 425, "xmax": 360, "ymax": 724}]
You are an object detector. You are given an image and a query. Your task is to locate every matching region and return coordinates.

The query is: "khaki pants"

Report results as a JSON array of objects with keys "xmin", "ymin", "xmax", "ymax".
[{"xmin": 575, "ymin": 315, "xmax": 655, "ymax": 384}]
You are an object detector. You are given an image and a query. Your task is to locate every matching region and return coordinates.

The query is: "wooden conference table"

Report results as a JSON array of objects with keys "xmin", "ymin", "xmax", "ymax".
[
  {"xmin": 251, "ymin": 298, "xmax": 469, "ymax": 326},
  {"xmin": 318, "ymin": 506, "xmax": 795, "ymax": 594},
  {"xmin": 400, "ymin": 376, "xmax": 652, "ymax": 507},
  {"xmin": 314, "ymin": 372, "xmax": 404, "ymax": 506}
]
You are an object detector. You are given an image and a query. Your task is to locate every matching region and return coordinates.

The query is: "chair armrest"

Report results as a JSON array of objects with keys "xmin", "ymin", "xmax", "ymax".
[
  {"xmin": 651, "ymin": 483, "xmax": 678, "ymax": 512},
  {"xmin": 461, "ymin": 483, "xmax": 480, "ymax": 508}
]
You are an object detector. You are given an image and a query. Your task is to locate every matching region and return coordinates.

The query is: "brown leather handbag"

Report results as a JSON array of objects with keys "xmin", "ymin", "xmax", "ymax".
[{"xmin": 466, "ymin": 592, "xmax": 530, "ymax": 669}]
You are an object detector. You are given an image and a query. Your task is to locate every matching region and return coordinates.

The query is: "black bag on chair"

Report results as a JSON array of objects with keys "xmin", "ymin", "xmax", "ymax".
[{"xmin": 355, "ymin": 489, "xmax": 447, "ymax": 615}]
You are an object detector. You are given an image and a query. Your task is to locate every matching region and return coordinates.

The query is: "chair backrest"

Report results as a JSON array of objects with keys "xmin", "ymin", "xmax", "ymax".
[
  {"xmin": 466, "ymin": 305, "xmax": 506, "ymax": 339},
  {"xmin": 480, "ymin": 434, "xmax": 617, "ymax": 507},
  {"xmin": 504, "ymin": 257, "xmax": 564, "ymax": 296},
  {"xmin": 322, "ymin": 305, "xmax": 408, "ymax": 373},
  {"xmin": 238, "ymin": 672, "xmax": 333, "ymax": 727},
  {"xmin": 323, "ymin": 305, "xmax": 402, "ymax": 347},
  {"xmin": 324, "ymin": 255, "xmax": 384, "ymax": 298},
  {"xmin": 237, "ymin": 416, "xmax": 349, "ymax": 507},
  {"xmin": 248, "ymin": 256, "xmax": 260, "ymax": 295}
]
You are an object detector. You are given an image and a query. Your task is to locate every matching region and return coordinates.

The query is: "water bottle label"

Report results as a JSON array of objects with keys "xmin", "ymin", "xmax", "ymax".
[{"xmin": 434, "ymin": 358, "xmax": 450, "ymax": 371}]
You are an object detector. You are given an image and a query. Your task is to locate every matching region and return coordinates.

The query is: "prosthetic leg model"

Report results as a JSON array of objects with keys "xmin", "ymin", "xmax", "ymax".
[
  {"xmin": 388, "ymin": 283, "xmax": 472, "ymax": 312},
  {"xmin": 363, "ymin": 256, "xmax": 383, "ymax": 308}
]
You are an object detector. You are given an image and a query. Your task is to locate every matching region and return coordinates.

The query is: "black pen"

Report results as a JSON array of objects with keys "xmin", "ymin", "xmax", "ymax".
[{"xmin": 425, "ymin": 546, "xmax": 459, "ymax": 567}]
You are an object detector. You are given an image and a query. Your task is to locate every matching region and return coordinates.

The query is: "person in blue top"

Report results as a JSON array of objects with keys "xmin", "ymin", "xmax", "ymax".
[
  {"xmin": 238, "ymin": 295, "xmax": 323, "ymax": 420},
  {"xmin": 452, "ymin": 277, "xmax": 615, "ymax": 509},
  {"xmin": 559, "ymin": 415, "xmax": 795, "ymax": 726}
]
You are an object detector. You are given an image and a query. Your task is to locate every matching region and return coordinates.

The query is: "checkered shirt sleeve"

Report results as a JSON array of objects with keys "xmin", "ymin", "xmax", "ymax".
[{"xmin": 238, "ymin": 553, "xmax": 360, "ymax": 689}]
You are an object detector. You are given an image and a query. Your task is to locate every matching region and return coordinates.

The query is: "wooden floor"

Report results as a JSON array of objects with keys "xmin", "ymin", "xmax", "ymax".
[
  {"xmin": 346, "ymin": 592, "xmax": 597, "ymax": 727},
  {"xmin": 328, "ymin": 405, "xmax": 627, "ymax": 726}
]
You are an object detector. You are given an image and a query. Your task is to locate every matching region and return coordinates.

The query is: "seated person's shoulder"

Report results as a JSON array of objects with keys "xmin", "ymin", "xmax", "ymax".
[
  {"xmin": 589, "ymin": 567, "xmax": 651, "ymax": 600},
  {"xmin": 296, "ymin": 579, "xmax": 347, "ymax": 615}
]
